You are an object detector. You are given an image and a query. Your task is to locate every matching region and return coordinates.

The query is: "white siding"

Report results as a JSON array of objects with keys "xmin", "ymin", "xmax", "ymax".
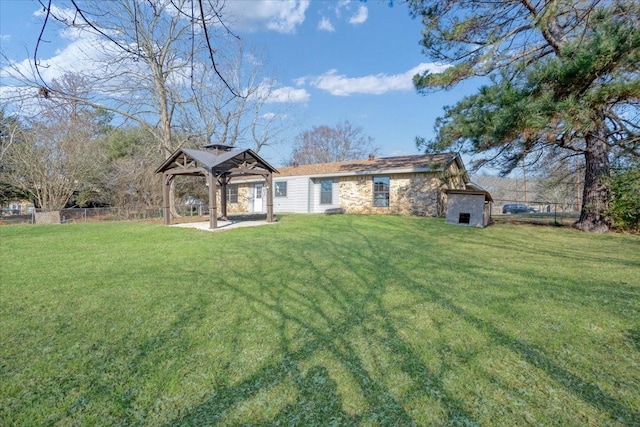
[
  {"xmin": 310, "ymin": 178, "xmax": 340, "ymax": 213},
  {"xmin": 273, "ymin": 177, "xmax": 310, "ymax": 213},
  {"xmin": 270, "ymin": 176, "xmax": 341, "ymax": 214}
]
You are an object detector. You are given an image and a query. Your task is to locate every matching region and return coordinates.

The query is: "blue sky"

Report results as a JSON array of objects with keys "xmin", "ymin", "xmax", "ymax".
[{"xmin": 0, "ymin": 0, "xmax": 482, "ymax": 167}]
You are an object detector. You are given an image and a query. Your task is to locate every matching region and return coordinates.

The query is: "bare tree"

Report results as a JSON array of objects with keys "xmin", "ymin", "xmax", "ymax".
[
  {"xmin": 0, "ymin": 106, "xmax": 23, "ymax": 163},
  {"xmin": 22, "ymin": 0, "xmax": 248, "ymax": 216},
  {"xmin": 177, "ymin": 44, "xmax": 290, "ymax": 152},
  {"xmin": 3, "ymin": 1, "xmax": 288, "ymax": 215},
  {"xmin": 3, "ymin": 0, "xmax": 238, "ymax": 155},
  {"xmin": 288, "ymin": 121, "xmax": 379, "ymax": 165},
  {"xmin": 2, "ymin": 73, "xmax": 105, "ymax": 210},
  {"xmin": 3, "ymin": 1, "xmax": 291, "ymax": 155}
]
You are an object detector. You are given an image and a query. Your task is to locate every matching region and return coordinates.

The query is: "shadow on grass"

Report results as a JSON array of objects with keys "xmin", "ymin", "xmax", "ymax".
[
  {"xmin": 74, "ymin": 302, "xmax": 210, "ymax": 425},
  {"xmin": 165, "ymin": 222, "xmax": 479, "ymax": 426},
  {"xmin": 165, "ymin": 277, "xmax": 447, "ymax": 425},
  {"xmin": 420, "ymin": 288, "xmax": 638, "ymax": 425},
  {"xmin": 164, "ymin": 217, "xmax": 637, "ymax": 426},
  {"xmin": 273, "ymin": 365, "xmax": 357, "ymax": 424},
  {"xmin": 627, "ymin": 328, "xmax": 640, "ymax": 353},
  {"xmin": 348, "ymin": 220, "xmax": 637, "ymax": 425}
]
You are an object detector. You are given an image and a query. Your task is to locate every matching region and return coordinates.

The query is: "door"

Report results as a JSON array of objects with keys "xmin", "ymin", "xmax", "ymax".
[{"xmin": 252, "ymin": 184, "xmax": 264, "ymax": 213}]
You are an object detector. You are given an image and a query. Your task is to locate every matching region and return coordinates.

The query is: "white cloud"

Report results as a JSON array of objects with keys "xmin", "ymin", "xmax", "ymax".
[
  {"xmin": 318, "ymin": 17, "xmax": 335, "ymax": 32},
  {"xmin": 2, "ymin": 5, "xmax": 125, "ymax": 85},
  {"xmin": 349, "ymin": 5, "xmax": 368, "ymax": 25},
  {"xmin": 306, "ymin": 63, "xmax": 451, "ymax": 96},
  {"xmin": 293, "ymin": 76, "xmax": 308, "ymax": 86},
  {"xmin": 333, "ymin": 0, "xmax": 351, "ymax": 18},
  {"xmin": 268, "ymin": 86, "xmax": 310, "ymax": 103},
  {"xmin": 1, "ymin": 32, "xmax": 112, "ymax": 85},
  {"xmin": 33, "ymin": 4, "xmax": 88, "ymax": 41},
  {"xmin": 225, "ymin": 0, "xmax": 311, "ymax": 34},
  {"xmin": 327, "ymin": 1, "xmax": 366, "ymax": 26},
  {"xmin": 254, "ymin": 78, "xmax": 310, "ymax": 104},
  {"xmin": 0, "ymin": 85, "xmax": 31, "ymax": 105}
]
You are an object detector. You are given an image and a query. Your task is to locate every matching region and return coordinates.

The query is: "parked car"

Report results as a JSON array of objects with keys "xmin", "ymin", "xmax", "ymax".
[
  {"xmin": 502, "ymin": 204, "xmax": 537, "ymax": 214},
  {"xmin": 1, "ymin": 208, "xmax": 20, "ymax": 215}
]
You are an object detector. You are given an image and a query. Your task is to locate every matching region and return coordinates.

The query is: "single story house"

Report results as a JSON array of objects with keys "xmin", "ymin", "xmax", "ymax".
[
  {"xmin": 444, "ymin": 183, "xmax": 493, "ymax": 227},
  {"xmin": 221, "ymin": 152, "xmax": 469, "ymax": 217}
]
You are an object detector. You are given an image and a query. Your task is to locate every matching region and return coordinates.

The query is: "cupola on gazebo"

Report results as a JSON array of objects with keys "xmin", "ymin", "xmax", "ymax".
[{"xmin": 155, "ymin": 144, "xmax": 278, "ymax": 229}]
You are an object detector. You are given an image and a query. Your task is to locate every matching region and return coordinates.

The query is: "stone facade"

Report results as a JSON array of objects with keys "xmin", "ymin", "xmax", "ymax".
[
  {"xmin": 216, "ymin": 184, "xmax": 252, "ymax": 214},
  {"xmin": 219, "ymin": 153, "xmax": 468, "ymax": 217},
  {"xmin": 339, "ymin": 173, "xmax": 444, "ymax": 216}
]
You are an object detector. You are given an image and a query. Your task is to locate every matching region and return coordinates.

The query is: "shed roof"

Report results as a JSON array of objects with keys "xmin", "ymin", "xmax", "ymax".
[
  {"xmin": 276, "ymin": 152, "xmax": 465, "ymax": 179},
  {"xmin": 445, "ymin": 182, "xmax": 493, "ymax": 202}
]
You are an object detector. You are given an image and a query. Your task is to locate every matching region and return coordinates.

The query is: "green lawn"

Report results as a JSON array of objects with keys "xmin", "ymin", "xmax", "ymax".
[{"xmin": 1, "ymin": 215, "xmax": 638, "ymax": 426}]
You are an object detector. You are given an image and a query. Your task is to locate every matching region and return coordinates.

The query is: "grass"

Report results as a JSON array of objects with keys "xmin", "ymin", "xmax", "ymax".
[{"xmin": 1, "ymin": 215, "xmax": 638, "ymax": 426}]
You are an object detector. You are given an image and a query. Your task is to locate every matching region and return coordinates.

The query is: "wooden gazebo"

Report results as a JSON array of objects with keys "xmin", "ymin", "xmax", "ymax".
[{"xmin": 155, "ymin": 144, "xmax": 278, "ymax": 229}]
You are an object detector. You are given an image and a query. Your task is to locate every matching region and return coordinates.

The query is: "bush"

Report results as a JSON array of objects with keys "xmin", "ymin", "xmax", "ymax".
[{"xmin": 608, "ymin": 168, "xmax": 640, "ymax": 232}]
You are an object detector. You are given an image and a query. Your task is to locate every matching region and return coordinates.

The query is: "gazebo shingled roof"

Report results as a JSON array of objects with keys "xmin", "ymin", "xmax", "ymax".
[{"xmin": 156, "ymin": 147, "xmax": 278, "ymax": 229}]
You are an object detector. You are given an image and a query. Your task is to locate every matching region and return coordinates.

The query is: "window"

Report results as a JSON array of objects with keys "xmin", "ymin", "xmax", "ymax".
[
  {"xmin": 373, "ymin": 176, "xmax": 390, "ymax": 207},
  {"xmin": 320, "ymin": 179, "xmax": 332, "ymax": 204},
  {"xmin": 275, "ymin": 181, "xmax": 287, "ymax": 197},
  {"xmin": 227, "ymin": 185, "xmax": 238, "ymax": 203}
]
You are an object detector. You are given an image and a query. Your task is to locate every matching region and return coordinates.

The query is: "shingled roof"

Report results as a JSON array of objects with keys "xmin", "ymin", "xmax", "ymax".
[
  {"xmin": 155, "ymin": 147, "xmax": 278, "ymax": 175},
  {"xmin": 276, "ymin": 153, "xmax": 464, "ymax": 178}
]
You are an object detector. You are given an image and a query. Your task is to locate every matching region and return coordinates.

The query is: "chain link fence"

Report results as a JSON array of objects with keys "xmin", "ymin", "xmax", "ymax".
[
  {"xmin": 1, "ymin": 202, "xmax": 582, "ymax": 226},
  {"xmin": 491, "ymin": 200, "xmax": 581, "ymax": 225},
  {"xmin": 0, "ymin": 207, "xmax": 165, "ymax": 225}
]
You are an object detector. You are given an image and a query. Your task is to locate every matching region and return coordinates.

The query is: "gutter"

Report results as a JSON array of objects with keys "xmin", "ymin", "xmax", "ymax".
[{"xmin": 278, "ymin": 166, "xmax": 448, "ymax": 180}]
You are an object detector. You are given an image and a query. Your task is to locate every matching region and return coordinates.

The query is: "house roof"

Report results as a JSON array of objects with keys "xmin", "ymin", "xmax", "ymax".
[
  {"xmin": 155, "ymin": 147, "xmax": 278, "ymax": 175},
  {"xmin": 276, "ymin": 152, "xmax": 465, "ymax": 178}
]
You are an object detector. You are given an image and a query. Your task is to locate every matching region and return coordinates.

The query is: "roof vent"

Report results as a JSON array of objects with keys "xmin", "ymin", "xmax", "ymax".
[{"xmin": 203, "ymin": 143, "xmax": 234, "ymax": 153}]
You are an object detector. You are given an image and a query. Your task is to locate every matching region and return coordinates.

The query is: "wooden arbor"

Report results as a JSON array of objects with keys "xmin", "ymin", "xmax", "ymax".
[{"xmin": 155, "ymin": 144, "xmax": 278, "ymax": 229}]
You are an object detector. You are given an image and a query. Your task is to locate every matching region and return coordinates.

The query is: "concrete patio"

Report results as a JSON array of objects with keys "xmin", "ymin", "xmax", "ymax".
[{"xmin": 170, "ymin": 214, "xmax": 278, "ymax": 232}]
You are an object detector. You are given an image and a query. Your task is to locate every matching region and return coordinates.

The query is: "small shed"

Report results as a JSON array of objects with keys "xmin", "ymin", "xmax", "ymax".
[{"xmin": 444, "ymin": 183, "xmax": 493, "ymax": 227}]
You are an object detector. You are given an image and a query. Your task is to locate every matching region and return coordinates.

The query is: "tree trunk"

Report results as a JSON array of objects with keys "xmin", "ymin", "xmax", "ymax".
[{"xmin": 575, "ymin": 121, "xmax": 611, "ymax": 233}]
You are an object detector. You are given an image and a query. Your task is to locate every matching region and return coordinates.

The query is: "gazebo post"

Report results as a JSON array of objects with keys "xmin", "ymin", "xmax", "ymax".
[
  {"xmin": 162, "ymin": 174, "xmax": 172, "ymax": 225},
  {"xmin": 266, "ymin": 172, "xmax": 274, "ymax": 223},
  {"xmin": 207, "ymin": 173, "xmax": 217, "ymax": 229},
  {"xmin": 220, "ymin": 177, "xmax": 228, "ymax": 220}
]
